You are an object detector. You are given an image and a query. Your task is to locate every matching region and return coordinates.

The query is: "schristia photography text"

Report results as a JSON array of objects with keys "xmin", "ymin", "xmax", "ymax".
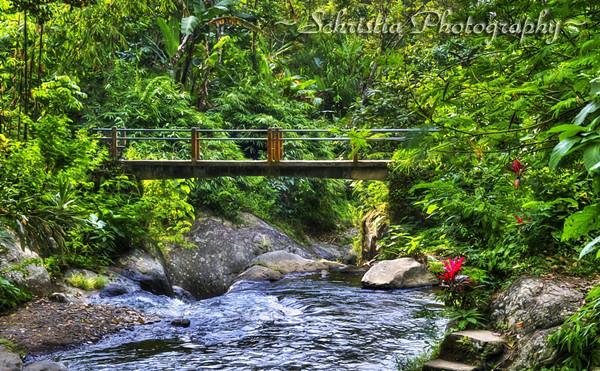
[{"xmin": 278, "ymin": 9, "xmax": 585, "ymax": 44}]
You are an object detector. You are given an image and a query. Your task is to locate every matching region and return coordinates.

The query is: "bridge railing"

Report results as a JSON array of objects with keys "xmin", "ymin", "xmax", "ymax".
[{"xmin": 92, "ymin": 127, "xmax": 438, "ymax": 163}]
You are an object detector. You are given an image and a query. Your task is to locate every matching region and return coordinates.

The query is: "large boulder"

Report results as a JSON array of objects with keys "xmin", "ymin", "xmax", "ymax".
[
  {"xmin": 503, "ymin": 327, "xmax": 561, "ymax": 371},
  {"xmin": 116, "ymin": 249, "xmax": 172, "ymax": 296},
  {"xmin": 0, "ymin": 345, "xmax": 22, "ymax": 371},
  {"xmin": 489, "ymin": 277, "xmax": 585, "ymax": 370},
  {"xmin": 251, "ymin": 251, "xmax": 342, "ymax": 274},
  {"xmin": 489, "ymin": 277, "xmax": 584, "ymax": 335},
  {"xmin": 361, "ymin": 258, "xmax": 438, "ymax": 289},
  {"xmin": 166, "ymin": 212, "xmax": 312, "ymax": 298},
  {"xmin": 0, "ymin": 230, "xmax": 53, "ymax": 296}
]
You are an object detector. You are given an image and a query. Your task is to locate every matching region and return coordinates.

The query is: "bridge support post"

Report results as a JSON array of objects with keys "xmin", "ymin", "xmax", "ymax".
[
  {"xmin": 191, "ymin": 127, "xmax": 198, "ymax": 162},
  {"xmin": 110, "ymin": 126, "xmax": 118, "ymax": 161},
  {"xmin": 267, "ymin": 128, "xmax": 273, "ymax": 163}
]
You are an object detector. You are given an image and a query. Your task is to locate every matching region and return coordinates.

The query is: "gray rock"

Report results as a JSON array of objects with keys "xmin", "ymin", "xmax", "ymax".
[
  {"xmin": 0, "ymin": 345, "xmax": 22, "ymax": 371},
  {"xmin": 310, "ymin": 243, "xmax": 357, "ymax": 265},
  {"xmin": 166, "ymin": 212, "xmax": 313, "ymax": 298},
  {"xmin": 359, "ymin": 209, "xmax": 388, "ymax": 262},
  {"xmin": 104, "ymin": 270, "xmax": 140, "ymax": 294},
  {"xmin": 99, "ymin": 285, "xmax": 129, "ymax": 298},
  {"xmin": 117, "ymin": 249, "xmax": 172, "ymax": 296},
  {"xmin": 171, "ymin": 318, "xmax": 191, "ymax": 328},
  {"xmin": 0, "ymin": 230, "xmax": 53, "ymax": 296},
  {"xmin": 252, "ymin": 251, "xmax": 343, "ymax": 275},
  {"xmin": 48, "ymin": 292, "xmax": 84, "ymax": 303},
  {"xmin": 505, "ymin": 327, "xmax": 560, "ymax": 371},
  {"xmin": 23, "ymin": 360, "xmax": 68, "ymax": 371},
  {"xmin": 172, "ymin": 286, "xmax": 195, "ymax": 303},
  {"xmin": 361, "ymin": 258, "xmax": 438, "ymax": 289},
  {"xmin": 237, "ymin": 265, "xmax": 283, "ymax": 282},
  {"xmin": 488, "ymin": 277, "xmax": 584, "ymax": 335}
]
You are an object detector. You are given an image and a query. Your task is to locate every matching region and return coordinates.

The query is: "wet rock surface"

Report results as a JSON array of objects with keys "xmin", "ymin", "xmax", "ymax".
[
  {"xmin": 236, "ymin": 265, "xmax": 283, "ymax": 282},
  {"xmin": 166, "ymin": 212, "xmax": 313, "ymax": 298},
  {"xmin": 117, "ymin": 249, "xmax": 172, "ymax": 297},
  {"xmin": 251, "ymin": 250, "xmax": 342, "ymax": 275}
]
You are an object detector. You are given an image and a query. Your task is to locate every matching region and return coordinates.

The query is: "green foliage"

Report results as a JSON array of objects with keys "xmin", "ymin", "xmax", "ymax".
[
  {"xmin": 551, "ymin": 284, "xmax": 600, "ymax": 369},
  {"xmin": 65, "ymin": 273, "xmax": 107, "ymax": 291},
  {"xmin": 447, "ymin": 308, "xmax": 486, "ymax": 332},
  {"xmin": 0, "ymin": 278, "xmax": 30, "ymax": 311},
  {"xmin": 378, "ymin": 225, "xmax": 424, "ymax": 260}
]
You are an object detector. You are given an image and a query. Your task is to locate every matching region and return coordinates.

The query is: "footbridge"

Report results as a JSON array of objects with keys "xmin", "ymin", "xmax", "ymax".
[{"xmin": 93, "ymin": 127, "xmax": 437, "ymax": 181}]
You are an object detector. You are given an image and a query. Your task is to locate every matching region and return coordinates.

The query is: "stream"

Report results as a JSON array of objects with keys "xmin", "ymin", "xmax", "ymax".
[{"xmin": 49, "ymin": 271, "xmax": 448, "ymax": 370}]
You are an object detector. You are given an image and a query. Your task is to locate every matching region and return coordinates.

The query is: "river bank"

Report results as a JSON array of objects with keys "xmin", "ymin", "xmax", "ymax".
[{"xmin": 0, "ymin": 298, "xmax": 151, "ymax": 357}]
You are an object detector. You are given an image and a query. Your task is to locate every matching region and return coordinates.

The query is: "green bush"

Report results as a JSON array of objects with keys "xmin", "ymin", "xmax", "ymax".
[
  {"xmin": 0, "ymin": 278, "xmax": 30, "ymax": 311},
  {"xmin": 551, "ymin": 284, "xmax": 600, "ymax": 369},
  {"xmin": 65, "ymin": 273, "xmax": 107, "ymax": 291}
]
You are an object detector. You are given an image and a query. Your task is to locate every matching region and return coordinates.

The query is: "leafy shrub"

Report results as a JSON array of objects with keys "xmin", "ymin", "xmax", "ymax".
[
  {"xmin": 65, "ymin": 273, "xmax": 107, "ymax": 291},
  {"xmin": 0, "ymin": 278, "xmax": 30, "ymax": 311},
  {"xmin": 551, "ymin": 284, "xmax": 600, "ymax": 369},
  {"xmin": 447, "ymin": 308, "xmax": 486, "ymax": 332}
]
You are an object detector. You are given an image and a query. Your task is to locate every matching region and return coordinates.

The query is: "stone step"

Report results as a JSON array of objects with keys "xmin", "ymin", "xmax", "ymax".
[
  {"xmin": 438, "ymin": 330, "xmax": 507, "ymax": 366},
  {"xmin": 422, "ymin": 359, "xmax": 478, "ymax": 371}
]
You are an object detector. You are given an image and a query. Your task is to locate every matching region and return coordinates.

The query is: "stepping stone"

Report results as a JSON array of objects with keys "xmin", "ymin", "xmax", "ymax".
[{"xmin": 439, "ymin": 330, "xmax": 507, "ymax": 365}]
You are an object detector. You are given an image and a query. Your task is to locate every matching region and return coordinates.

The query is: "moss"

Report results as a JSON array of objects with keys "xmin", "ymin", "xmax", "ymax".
[{"xmin": 1, "ymin": 338, "xmax": 26, "ymax": 357}]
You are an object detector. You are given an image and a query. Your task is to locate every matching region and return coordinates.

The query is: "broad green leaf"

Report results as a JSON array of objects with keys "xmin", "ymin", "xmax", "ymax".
[
  {"xmin": 157, "ymin": 17, "xmax": 179, "ymax": 58},
  {"xmin": 181, "ymin": 16, "xmax": 200, "ymax": 35},
  {"xmin": 573, "ymin": 101, "xmax": 600, "ymax": 126},
  {"xmin": 426, "ymin": 204, "xmax": 438, "ymax": 214},
  {"xmin": 579, "ymin": 234, "xmax": 600, "ymax": 259},
  {"xmin": 591, "ymin": 79, "xmax": 600, "ymax": 96},
  {"xmin": 583, "ymin": 143, "xmax": 600, "ymax": 172},
  {"xmin": 548, "ymin": 124, "xmax": 586, "ymax": 141},
  {"xmin": 549, "ymin": 137, "xmax": 580, "ymax": 169},
  {"xmin": 563, "ymin": 203, "xmax": 600, "ymax": 241}
]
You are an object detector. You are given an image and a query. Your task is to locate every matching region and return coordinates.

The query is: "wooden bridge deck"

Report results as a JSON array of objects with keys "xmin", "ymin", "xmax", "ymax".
[
  {"xmin": 122, "ymin": 160, "xmax": 390, "ymax": 180},
  {"xmin": 94, "ymin": 126, "xmax": 439, "ymax": 180}
]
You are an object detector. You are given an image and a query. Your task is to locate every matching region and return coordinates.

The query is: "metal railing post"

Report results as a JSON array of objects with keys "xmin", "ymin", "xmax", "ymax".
[
  {"xmin": 277, "ymin": 128, "xmax": 283, "ymax": 161},
  {"xmin": 110, "ymin": 126, "xmax": 118, "ymax": 161},
  {"xmin": 267, "ymin": 128, "xmax": 273, "ymax": 163}
]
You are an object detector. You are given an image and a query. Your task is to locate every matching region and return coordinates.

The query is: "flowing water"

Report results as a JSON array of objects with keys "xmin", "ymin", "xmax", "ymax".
[{"xmin": 49, "ymin": 271, "xmax": 448, "ymax": 370}]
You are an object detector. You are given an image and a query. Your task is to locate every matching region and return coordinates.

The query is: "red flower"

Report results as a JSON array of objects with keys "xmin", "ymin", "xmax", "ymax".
[
  {"xmin": 512, "ymin": 159, "xmax": 526, "ymax": 176},
  {"xmin": 515, "ymin": 215, "xmax": 524, "ymax": 224},
  {"xmin": 439, "ymin": 256, "xmax": 465, "ymax": 284}
]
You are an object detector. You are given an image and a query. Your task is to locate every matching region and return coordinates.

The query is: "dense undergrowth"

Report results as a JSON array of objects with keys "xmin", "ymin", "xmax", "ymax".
[{"xmin": 1, "ymin": 0, "xmax": 600, "ymax": 367}]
